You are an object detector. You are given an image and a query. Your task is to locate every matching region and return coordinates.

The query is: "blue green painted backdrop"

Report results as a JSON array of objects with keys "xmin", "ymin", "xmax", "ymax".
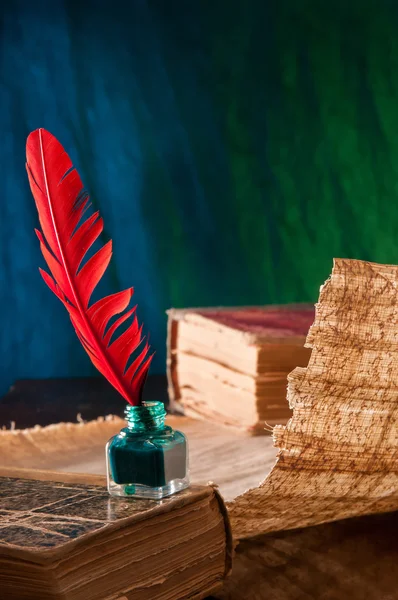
[{"xmin": 1, "ymin": 0, "xmax": 397, "ymax": 395}]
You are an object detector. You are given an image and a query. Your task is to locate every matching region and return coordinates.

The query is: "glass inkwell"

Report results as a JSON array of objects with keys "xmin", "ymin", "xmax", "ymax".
[{"xmin": 106, "ymin": 400, "xmax": 189, "ymax": 499}]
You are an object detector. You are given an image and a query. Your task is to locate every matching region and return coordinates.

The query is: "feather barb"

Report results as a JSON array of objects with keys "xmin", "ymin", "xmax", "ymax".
[{"xmin": 26, "ymin": 128, "xmax": 153, "ymax": 405}]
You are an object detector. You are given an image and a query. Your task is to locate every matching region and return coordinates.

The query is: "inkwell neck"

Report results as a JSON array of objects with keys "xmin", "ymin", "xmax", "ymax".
[{"xmin": 125, "ymin": 401, "xmax": 166, "ymax": 433}]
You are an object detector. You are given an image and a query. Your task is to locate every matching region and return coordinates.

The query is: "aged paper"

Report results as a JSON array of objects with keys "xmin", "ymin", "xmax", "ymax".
[{"xmin": 229, "ymin": 259, "xmax": 398, "ymax": 537}]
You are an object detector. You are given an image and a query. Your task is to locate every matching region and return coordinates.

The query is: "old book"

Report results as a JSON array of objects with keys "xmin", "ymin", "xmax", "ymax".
[
  {"xmin": 167, "ymin": 305, "xmax": 314, "ymax": 433},
  {"xmin": 0, "ymin": 469, "xmax": 232, "ymax": 600}
]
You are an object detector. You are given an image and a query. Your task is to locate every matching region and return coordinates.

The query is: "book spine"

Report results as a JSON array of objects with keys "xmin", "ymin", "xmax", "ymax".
[{"xmin": 166, "ymin": 309, "xmax": 181, "ymax": 413}]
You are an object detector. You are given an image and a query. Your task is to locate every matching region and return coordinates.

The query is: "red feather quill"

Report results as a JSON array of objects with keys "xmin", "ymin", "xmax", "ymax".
[{"xmin": 26, "ymin": 128, "xmax": 153, "ymax": 405}]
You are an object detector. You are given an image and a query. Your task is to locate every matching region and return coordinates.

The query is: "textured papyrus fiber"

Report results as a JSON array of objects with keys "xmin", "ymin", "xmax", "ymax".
[
  {"xmin": 229, "ymin": 258, "xmax": 398, "ymax": 538},
  {"xmin": 1, "ymin": 258, "xmax": 397, "ymax": 540}
]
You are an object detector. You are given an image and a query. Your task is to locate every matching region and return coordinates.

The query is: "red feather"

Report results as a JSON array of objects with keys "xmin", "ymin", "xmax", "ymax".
[{"xmin": 26, "ymin": 128, "xmax": 153, "ymax": 405}]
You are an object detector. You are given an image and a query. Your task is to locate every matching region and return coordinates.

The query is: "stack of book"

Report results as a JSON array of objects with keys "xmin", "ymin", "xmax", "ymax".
[{"xmin": 167, "ymin": 305, "xmax": 314, "ymax": 433}]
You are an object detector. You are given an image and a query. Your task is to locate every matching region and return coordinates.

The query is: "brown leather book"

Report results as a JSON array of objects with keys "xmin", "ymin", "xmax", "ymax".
[
  {"xmin": 0, "ymin": 469, "xmax": 232, "ymax": 600},
  {"xmin": 167, "ymin": 305, "xmax": 314, "ymax": 433}
]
